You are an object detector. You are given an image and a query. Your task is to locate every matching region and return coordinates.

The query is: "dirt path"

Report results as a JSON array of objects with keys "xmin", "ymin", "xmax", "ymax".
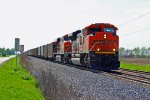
[{"xmin": 0, "ymin": 56, "xmax": 15, "ymax": 66}]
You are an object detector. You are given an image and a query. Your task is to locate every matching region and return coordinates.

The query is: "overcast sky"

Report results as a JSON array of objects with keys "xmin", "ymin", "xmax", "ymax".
[{"xmin": 0, "ymin": 0, "xmax": 150, "ymax": 51}]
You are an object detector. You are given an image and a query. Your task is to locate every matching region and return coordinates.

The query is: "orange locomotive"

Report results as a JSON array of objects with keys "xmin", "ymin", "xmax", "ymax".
[
  {"xmin": 28, "ymin": 23, "xmax": 120, "ymax": 70},
  {"xmin": 53, "ymin": 23, "xmax": 119, "ymax": 70}
]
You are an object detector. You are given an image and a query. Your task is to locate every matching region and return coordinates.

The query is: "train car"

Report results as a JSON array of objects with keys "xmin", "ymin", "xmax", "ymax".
[
  {"xmin": 70, "ymin": 23, "xmax": 119, "ymax": 70},
  {"xmin": 27, "ymin": 23, "xmax": 119, "ymax": 70},
  {"xmin": 63, "ymin": 35, "xmax": 72, "ymax": 63},
  {"xmin": 31, "ymin": 48, "xmax": 34, "ymax": 56},
  {"xmin": 32, "ymin": 48, "xmax": 36, "ymax": 57},
  {"xmin": 43, "ymin": 45, "xmax": 48, "ymax": 59},
  {"xmin": 38, "ymin": 46, "xmax": 41, "ymax": 58},
  {"xmin": 41, "ymin": 45, "xmax": 44, "ymax": 58},
  {"xmin": 54, "ymin": 37, "xmax": 64, "ymax": 61},
  {"xmin": 53, "ymin": 34, "xmax": 72, "ymax": 63},
  {"xmin": 47, "ymin": 42, "xmax": 57, "ymax": 60},
  {"xmin": 35, "ymin": 47, "xmax": 38, "ymax": 57},
  {"xmin": 28, "ymin": 49, "xmax": 31, "ymax": 56}
]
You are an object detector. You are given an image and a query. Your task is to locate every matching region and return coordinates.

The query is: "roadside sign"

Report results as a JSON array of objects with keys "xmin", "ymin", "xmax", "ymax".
[{"xmin": 15, "ymin": 38, "xmax": 20, "ymax": 51}]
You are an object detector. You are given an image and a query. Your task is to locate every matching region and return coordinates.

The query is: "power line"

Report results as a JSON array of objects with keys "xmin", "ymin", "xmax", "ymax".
[
  {"xmin": 117, "ymin": 11, "xmax": 150, "ymax": 48},
  {"xmin": 118, "ymin": 11, "xmax": 150, "ymax": 27},
  {"xmin": 123, "ymin": 26, "xmax": 150, "ymax": 37}
]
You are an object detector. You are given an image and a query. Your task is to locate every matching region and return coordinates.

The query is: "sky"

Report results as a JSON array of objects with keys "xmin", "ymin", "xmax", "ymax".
[{"xmin": 0, "ymin": 0, "xmax": 150, "ymax": 51}]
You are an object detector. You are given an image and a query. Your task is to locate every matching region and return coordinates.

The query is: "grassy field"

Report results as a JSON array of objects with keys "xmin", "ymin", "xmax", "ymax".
[
  {"xmin": 120, "ymin": 63, "xmax": 150, "ymax": 72},
  {"xmin": 0, "ymin": 57, "xmax": 44, "ymax": 100}
]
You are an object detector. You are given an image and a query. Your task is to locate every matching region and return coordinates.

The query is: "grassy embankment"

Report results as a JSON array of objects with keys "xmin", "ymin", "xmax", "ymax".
[
  {"xmin": 0, "ymin": 57, "xmax": 44, "ymax": 100},
  {"xmin": 120, "ymin": 63, "xmax": 150, "ymax": 72}
]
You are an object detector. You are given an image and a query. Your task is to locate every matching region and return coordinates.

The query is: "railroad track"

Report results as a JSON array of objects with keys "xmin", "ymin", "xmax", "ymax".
[
  {"xmin": 117, "ymin": 68, "xmax": 150, "ymax": 80},
  {"xmin": 119, "ymin": 68, "xmax": 150, "ymax": 76},
  {"xmin": 101, "ymin": 69, "xmax": 150, "ymax": 86},
  {"xmin": 40, "ymin": 58, "xmax": 150, "ymax": 86}
]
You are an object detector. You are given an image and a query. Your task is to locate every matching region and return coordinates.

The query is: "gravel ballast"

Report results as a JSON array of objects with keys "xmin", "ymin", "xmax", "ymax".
[{"xmin": 25, "ymin": 56, "xmax": 150, "ymax": 100}]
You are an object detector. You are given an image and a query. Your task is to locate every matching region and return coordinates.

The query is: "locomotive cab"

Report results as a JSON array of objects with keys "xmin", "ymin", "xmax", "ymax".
[{"xmin": 81, "ymin": 23, "xmax": 120, "ymax": 70}]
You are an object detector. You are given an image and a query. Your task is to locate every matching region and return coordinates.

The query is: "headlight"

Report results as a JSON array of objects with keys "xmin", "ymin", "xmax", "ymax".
[
  {"xmin": 97, "ymin": 48, "xmax": 100, "ymax": 51},
  {"xmin": 113, "ymin": 49, "xmax": 116, "ymax": 51},
  {"xmin": 104, "ymin": 34, "xmax": 106, "ymax": 39}
]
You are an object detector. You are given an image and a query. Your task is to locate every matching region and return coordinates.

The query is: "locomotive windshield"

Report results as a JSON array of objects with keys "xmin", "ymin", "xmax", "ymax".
[
  {"xmin": 88, "ymin": 28, "xmax": 101, "ymax": 32},
  {"xmin": 104, "ymin": 28, "xmax": 115, "ymax": 33}
]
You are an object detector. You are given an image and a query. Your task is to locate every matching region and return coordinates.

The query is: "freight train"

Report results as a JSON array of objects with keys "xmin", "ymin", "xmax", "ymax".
[{"xmin": 27, "ymin": 23, "xmax": 120, "ymax": 70}]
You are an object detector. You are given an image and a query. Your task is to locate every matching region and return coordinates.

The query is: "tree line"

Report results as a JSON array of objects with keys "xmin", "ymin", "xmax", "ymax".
[
  {"xmin": 119, "ymin": 47, "xmax": 150, "ymax": 58},
  {"xmin": 0, "ymin": 47, "xmax": 15, "ymax": 56}
]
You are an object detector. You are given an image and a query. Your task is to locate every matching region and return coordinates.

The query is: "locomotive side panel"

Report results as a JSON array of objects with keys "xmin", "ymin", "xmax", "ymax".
[{"xmin": 64, "ymin": 41, "xmax": 72, "ymax": 53}]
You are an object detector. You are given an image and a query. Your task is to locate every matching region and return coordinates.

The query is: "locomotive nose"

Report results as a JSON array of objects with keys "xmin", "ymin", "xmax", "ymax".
[{"xmin": 96, "ymin": 55, "xmax": 111, "ymax": 66}]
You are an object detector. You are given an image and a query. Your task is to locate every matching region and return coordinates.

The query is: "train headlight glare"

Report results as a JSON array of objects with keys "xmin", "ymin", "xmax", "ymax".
[
  {"xmin": 97, "ymin": 48, "xmax": 100, "ymax": 51},
  {"xmin": 113, "ymin": 49, "xmax": 116, "ymax": 51},
  {"xmin": 104, "ymin": 34, "xmax": 106, "ymax": 39}
]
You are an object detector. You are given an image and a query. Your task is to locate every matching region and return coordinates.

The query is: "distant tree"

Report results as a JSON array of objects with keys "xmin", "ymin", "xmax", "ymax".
[
  {"xmin": 124, "ymin": 49, "xmax": 134, "ymax": 58},
  {"xmin": 2, "ymin": 48, "xmax": 5, "ymax": 54},
  {"xmin": 0, "ymin": 47, "xmax": 15, "ymax": 56},
  {"xmin": 148, "ymin": 47, "xmax": 150, "ymax": 57},
  {"xmin": 133, "ymin": 47, "xmax": 140, "ymax": 57},
  {"xmin": 119, "ymin": 47, "xmax": 125, "ymax": 57},
  {"xmin": 124, "ymin": 49, "xmax": 129, "ymax": 57},
  {"xmin": 119, "ymin": 47, "xmax": 150, "ymax": 58},
  {"xmin": 10, "ymin": 48, "xmax": 15, "ymax": 55},
  {"xmin": 0, "ymin": 48, "xmax": 2, "ymax": 55},
  {"xmin": 141, "ymin": 47, "xmax": 147, "ymax": 57},
  {"xmin": 6, "ymin": 48, "xmax": 11, "ymax": 55}
]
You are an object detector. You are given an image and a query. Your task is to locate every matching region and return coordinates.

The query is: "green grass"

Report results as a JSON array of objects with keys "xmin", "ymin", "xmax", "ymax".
[
  {"xmin": 121, "ymin": 63, "xmax": 150, "ymax": 72},
  {"xmin": 0, "ymin": 57, "xmax": 44, "ymax": 100}
]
